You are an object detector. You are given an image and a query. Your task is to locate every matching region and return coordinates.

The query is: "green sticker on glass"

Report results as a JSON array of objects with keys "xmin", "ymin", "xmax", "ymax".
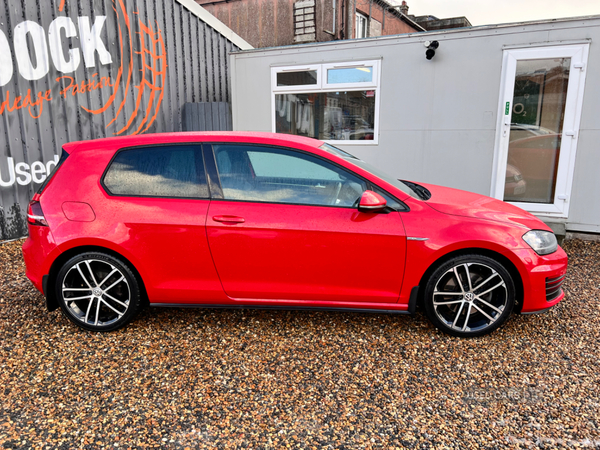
[{"xmin": 505, "ymin": 102, "xmax": 510, "ymax": 115}]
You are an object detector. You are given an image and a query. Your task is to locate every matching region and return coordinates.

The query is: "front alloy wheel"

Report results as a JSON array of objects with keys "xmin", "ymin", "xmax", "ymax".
[
  {"xmin": 55, "ymin": 252, "xmax": 141, "ymax": 331},
  {"xmin": 424, "ymin": 255, "xmax": 515, "ymax": 337}
]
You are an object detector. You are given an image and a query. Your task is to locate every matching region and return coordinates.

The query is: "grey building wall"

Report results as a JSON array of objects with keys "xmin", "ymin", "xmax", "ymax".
[
  {"xmin": 0, "ymin": 0, "xmax": 247, "ymax": 240},
  {"xmin": 230, "ymin": 16, "xmax": 600, "ymax": 233}
]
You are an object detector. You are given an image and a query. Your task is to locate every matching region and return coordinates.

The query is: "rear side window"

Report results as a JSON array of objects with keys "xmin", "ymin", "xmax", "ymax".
[
  {"xmin": 37, "ymin": 149, "xmax": 69, "ymax": 194},
  {"xmin": 103, "ymin": 145, "xmax": 208, "ymax": 198}
]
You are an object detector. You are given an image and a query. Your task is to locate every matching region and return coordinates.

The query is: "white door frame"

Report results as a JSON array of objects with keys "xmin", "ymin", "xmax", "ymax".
[{"xmin": 490, "ymin": 42, "xmax": 590, "ymax": 218}]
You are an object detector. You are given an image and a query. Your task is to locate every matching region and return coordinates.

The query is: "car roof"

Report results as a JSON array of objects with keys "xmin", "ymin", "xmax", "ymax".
[{"xmin": 63, "ymin": 132, "xmax": 324, "ymax": 154}]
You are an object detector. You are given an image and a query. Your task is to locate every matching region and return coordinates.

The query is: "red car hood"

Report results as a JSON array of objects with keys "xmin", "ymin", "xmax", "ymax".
[{"xmin": 417, "ymin": 182, "xmax": 551, "ymax": 231}]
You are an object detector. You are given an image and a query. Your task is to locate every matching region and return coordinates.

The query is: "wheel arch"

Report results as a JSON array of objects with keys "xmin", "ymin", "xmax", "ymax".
[
  {"xmin": 45, "ymin": 245, "xmax": 149, "ymax": 312},
  {"xmin": 416, "ymin": 247, "xmax": 525, "ymax": 313}
]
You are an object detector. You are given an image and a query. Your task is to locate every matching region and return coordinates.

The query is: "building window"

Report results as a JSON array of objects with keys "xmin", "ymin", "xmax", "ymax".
[
  {"xmin": 271, "ymin": 60, "xmax": 381, "ymax": 145},
  {"xmin": 356, "ymin": 12, "xmax": 368, "ymax": 38}
]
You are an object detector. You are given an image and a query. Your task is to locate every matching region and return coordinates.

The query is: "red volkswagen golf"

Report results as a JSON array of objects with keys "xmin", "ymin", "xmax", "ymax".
[{"xmin": 22, "ymin": 132, "xmax": 567, "ymax": 337}]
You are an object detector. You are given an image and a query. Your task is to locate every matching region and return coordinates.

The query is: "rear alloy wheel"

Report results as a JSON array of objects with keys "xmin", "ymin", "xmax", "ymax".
[
  {"xmin": 55, "ymin": 253, "xmax": 141, "ymax": 331},
  {"xmin": 424, "ymin": 255, "xmax": 515, "ymax": 337}
]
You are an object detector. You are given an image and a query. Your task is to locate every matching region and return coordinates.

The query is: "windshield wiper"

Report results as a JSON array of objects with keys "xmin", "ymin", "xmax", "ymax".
[{"xmin": 400, "ymin": 180, "xmax": 431, "ymax": 201}]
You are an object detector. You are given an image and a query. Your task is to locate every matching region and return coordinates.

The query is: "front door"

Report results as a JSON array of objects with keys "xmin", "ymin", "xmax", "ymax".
[
  {"xmin": 492, "ymin": 43, "xmax": 589, "ymax": 218},
  {"xmin": 204, "ymin": 144, "xmax": 407, "ymax": 303}
]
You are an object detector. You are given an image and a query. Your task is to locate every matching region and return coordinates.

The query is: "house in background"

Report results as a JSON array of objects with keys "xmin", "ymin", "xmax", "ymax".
[{"xmin": 195, "ymin": 0, "xmax": 425, "ymax": 48}]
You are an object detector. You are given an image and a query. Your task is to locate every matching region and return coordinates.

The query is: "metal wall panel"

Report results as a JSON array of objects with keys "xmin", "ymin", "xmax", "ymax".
[
  {"xmin": 182, "ymin": 102, "xmax": 232, "ymax": 132},
  {"xmin": 0, "ymin": 0, "xmax": 241, "ymax": 240}
]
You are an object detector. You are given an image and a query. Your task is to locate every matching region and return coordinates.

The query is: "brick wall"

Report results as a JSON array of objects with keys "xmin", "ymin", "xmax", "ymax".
[{"xmin": 355, "ymin": 0, "xmax": 418, "ymax": 37}]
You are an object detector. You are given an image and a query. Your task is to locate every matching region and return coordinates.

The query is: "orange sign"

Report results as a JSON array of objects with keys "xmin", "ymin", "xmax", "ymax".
[{"xmin": 0, "ymin": 0, "xmax": 167, "ymax": 136}]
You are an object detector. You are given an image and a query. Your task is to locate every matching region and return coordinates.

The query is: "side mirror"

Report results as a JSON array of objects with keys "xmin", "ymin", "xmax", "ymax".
[{"xmin": 358, "ymin": 190, "xmax": 387, "ymax": 212}]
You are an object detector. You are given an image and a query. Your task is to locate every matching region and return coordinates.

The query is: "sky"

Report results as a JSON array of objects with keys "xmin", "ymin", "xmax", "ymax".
[{"xmin": 403, "ymin": 0, "xmax": 600, "ymax": 26}]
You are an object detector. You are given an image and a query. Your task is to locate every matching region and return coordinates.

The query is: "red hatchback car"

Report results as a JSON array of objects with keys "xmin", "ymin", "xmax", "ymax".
[{"xmin": 22, "ymin": 132, "xmax": 567, "ymax": 337}]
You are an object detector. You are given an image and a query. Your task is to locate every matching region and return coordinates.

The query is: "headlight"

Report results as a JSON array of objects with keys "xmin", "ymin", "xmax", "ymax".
[{"xmin": 522, "ymin": 230, "xmax": 558, "ymax": 255}]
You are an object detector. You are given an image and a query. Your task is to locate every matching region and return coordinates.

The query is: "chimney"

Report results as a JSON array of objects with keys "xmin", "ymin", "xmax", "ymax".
[{"xmin": 400, "ymin": 1, "xmax": 408, "ymax": 15}]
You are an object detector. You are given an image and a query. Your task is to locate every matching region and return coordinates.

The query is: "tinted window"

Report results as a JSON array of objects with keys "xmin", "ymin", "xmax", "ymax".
[
  {"xmin": 213, "ymin": 145, "xmax": 367, "ymax": 207},
  {"xmin": 248, "ymin": 151, "xmax": 340, "ymax": 180},
  {"xmin": 104, "ymin": 145, "xmax": 207, "ymax": 198},
  {"xmin": 37, "ymin": 149, "xmax": 69, "ymax": 194},
  {"xmin": 277, "ymin": 70, "xmax": 318, "ymax": 86}
]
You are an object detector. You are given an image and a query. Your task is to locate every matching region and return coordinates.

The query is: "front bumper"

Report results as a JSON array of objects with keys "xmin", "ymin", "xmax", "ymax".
[
  {"xmin": 521, "ymin": 304, "xmax": 558, "ymax": 315},
  {"xmin": 515, "ymin": 245, "xmax": 568, "ymax": 314}
]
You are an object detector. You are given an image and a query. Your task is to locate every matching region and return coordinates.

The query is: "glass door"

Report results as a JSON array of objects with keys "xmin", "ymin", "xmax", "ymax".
[{"xmin": 492, "ymin": 44, "xmax": 589, "ymax": 217}]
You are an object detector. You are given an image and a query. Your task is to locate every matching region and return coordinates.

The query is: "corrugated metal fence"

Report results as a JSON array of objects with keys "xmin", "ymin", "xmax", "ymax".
[
  {"xmin": 0, "ymin": 0, "xmax": 240, "ymax": 240},
  {"xmin": 182, "ymin": 102, "xmax": 232, "ymax": 132}
]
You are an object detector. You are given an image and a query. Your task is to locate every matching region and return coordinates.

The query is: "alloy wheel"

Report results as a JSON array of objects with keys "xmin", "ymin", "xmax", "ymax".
[
  {"xmin": 61, "ymin": 258, "xmax": 131, "ymax": 328},
  {"xmin": 426, "ymin": 258, "xmax": 514, "ymax": 336}
]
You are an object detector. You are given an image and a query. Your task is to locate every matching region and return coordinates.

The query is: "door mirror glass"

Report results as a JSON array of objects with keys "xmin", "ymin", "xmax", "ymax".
[{"xmin": 358, "ymin": 190, "xmax": 387, "ymax": 212}]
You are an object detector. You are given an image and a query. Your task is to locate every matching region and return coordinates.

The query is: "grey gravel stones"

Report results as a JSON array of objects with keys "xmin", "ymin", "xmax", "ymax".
[{"xmin": 0, "ymin": 239, "xmax": 598, "ymax": 448}]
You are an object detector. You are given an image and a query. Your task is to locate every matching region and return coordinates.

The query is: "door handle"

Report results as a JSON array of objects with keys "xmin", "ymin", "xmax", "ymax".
[{"xmin": 213, "ymin": 215, "xmax": 245, "ymax": 224}]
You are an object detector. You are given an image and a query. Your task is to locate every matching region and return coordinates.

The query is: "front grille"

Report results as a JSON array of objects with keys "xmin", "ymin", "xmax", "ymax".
[{"xmin": 546, "ymin": 274, "xmax": 566, "ymax": 302}]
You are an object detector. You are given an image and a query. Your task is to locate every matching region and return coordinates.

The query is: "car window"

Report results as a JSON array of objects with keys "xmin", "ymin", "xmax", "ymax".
[
  {"xmin": 247, "ymin": 151, "xmax": 341, "ymax": 180},
  {"xmin": 213, "ymin": 145, "xmax": 367, "ymax": 207},
  {"xmin": 319, "ymin": 143, "xmax": 418, "ymax": 199},
  {"xmin": 103, "ymin": 145, "xmax": 208, "ymax": 198},
  {"xmin": 36, "ymin": 149, "xmax": 69, "ymax": 194},
  {"xmin": 371, "ymin": 187, "xmax": 404, "ymax": 211}
]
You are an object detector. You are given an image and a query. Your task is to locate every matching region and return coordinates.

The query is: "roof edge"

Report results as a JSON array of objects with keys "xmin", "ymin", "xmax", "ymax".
[
  {"xmin": 174, "ymin": 0, "xmax": 253, "ymax": 50},
  {"xmin": 231, "ymin": 14, "xmax": 600, "ymax": 55},
  {"xmin": 63, "ymin": 132, "xmax": 324, "ymax": 151},
  {"xmin": 371, "ymin": 0, "xmax": 426, "ymax": 31},
  {"xmin": 399, "ymin": 12, "xmax": 426, "ymax": 31}
]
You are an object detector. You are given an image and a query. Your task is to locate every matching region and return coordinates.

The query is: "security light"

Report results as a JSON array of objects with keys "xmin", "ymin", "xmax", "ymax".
[{"xmin": 425, "ymin": 40, "xmax": 439, "ymax": 60}]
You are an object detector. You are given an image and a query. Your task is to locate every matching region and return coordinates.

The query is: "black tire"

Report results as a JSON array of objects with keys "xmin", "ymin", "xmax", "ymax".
[
  {"xmin": 55, "ymin": 252, "xmax": 142, "ymax": 332},
  {"xmin": 423, "ymin": 254, "xmax": 515, "ymax": 337}
]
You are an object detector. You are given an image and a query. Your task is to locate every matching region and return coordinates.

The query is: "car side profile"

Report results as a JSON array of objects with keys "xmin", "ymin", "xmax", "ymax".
[{"xmin": 22, "ymin": 132, "xmax": 567, "ymax": 337}]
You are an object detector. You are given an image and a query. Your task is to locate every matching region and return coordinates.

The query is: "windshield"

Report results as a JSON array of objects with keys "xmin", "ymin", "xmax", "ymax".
[
  {"xmin": 319, "ymin": 143, "xmax": 359, "ymax": 160},
  {"xmin": 319, "ymin": 143, "xmax": 419, "ymax": 198}
]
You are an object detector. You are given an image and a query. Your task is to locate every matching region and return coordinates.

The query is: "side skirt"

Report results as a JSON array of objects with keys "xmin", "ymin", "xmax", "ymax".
[{"xmin": 150, "ymin": 303, "xmax": 412, "ymax": 315}]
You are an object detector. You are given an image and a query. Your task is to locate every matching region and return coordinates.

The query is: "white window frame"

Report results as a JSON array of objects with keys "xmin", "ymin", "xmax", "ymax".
[
  {"xmin": 356, "ymin": 12, "xmax": 368, "ymax": 38},
  {"xmin": 271, "ymin": 60, "xmax": 381, "ymax": 145},
  {"xmin": 272, "ymin": 64, "xmax": 322, "ymax": 93}
]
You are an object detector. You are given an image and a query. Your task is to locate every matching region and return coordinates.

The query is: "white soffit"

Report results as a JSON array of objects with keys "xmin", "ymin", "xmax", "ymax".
[{"xmin": 174, "ymin": 0, "xmax": 254, "ymax": 50}]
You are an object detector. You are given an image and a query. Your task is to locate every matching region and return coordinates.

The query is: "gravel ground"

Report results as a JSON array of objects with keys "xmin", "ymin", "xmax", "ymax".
[{"xmin": 1, "ymin": 239, "xmax": 599, "ymax": 449}]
